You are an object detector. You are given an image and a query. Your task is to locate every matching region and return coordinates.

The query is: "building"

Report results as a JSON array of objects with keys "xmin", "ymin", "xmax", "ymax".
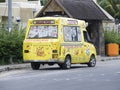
[
  {"xmin": 0, "ymin": 0, "xmax": 42, "ymax": 28},
  {"xmin": 35, "ymin": 0, "xmax": 114, "ymax": 55}
]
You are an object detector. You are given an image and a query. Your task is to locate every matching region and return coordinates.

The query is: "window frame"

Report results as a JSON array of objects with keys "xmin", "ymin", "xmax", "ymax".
[
  {"xmin": 27, "ymin": 25, "xmax": 58, "ymax": 39},
  {"xmin": 63, "ymin": 26, "xmax": 82, "ymax": 42},
  {"xmin": 83, "ymin": 31, "xmax": 91, "ymax": 42}
]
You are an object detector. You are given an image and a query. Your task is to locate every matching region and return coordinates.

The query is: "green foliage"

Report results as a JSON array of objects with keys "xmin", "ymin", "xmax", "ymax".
[
  {"xmin": 104, "ymin": 30, "xmax": 120, "ymax": 44},
  {"xmin": 28, "ymin": 0, "xmax": 38, "ymax": 1},
  {"xmin": 97, "ymin": 0, "xmax": 120, "ymax": 20},
  {"xmin": 0, "ymin": 27, "xmax": 25, "ymax": 64},
  {"xmin": 0, "ymin": 0, "xmax": 5, "ymax": 2},
  {"xmin": 40, "ymin": 0, "xmax": 49, "ymax": 6}
]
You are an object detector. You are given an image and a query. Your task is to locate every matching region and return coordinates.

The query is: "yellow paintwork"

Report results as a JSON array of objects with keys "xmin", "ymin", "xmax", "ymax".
[{"xmin": 23, "ymin": 17, "xmax": 96, "ymax": 64}]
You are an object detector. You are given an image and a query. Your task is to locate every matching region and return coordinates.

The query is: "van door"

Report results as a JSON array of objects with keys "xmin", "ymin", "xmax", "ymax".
[
  {"xmin": 82, "ymin": 31, "xmax": 91, "ymax": 62},
  {"xmin": 63, "ymin": 26, "xmax": 82, "ymax": 63}
]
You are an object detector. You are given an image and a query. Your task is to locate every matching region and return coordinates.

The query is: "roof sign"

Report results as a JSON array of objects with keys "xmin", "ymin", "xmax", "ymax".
[
  {"xmin": 67, "ymin": 20, "xmax": 78, "ymax": 25},
  {"xmin": 33, "ymin": 20, "xmax": 55, "ymax": 24}
]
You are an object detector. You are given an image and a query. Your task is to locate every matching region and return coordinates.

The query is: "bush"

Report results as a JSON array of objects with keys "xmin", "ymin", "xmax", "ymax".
[
  {"xmin": 0, "ymin": 27, "xmax": 25, "ymax": 64},
  {"xmin": 104, "ymin": 30, "xmax": 120, "ymax": 44}
]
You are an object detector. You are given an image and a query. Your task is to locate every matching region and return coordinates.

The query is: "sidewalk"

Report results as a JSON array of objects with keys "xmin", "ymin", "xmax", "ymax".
[
  {"xmin": 0, "ymin": 63, "xmax": 31, "ymax": 73},
  {"xmin": 0, "ymin": 56, "xmax": 120, "ymax": 72},
  {"xmin": 97, "ymin": 55, "xmax": 120, "ymax": 61}
]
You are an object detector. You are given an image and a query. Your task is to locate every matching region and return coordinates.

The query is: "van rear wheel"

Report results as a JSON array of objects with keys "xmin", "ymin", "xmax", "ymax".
[
  {"xmin": 59, "ymin": 56, "xmax": 71, "ymax": 69},
  {"xmin": 31, "ymin": 62, "xmax": 40, "ymax": 70}
]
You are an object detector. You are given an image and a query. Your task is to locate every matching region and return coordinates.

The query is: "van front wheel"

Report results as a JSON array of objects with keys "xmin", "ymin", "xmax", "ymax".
[
  {"xmin": 87, "ymin": 56, "xmax": 96, "ymax": 67},
  {"xmin": 31, "ymin": 62, "xmax": 40, "ymax": 70}
]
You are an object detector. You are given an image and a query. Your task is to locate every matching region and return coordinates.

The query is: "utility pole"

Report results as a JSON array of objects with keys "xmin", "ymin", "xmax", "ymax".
[{"xmin": 8, "ymin": 0, "xmax": 12, "ymax": 32}]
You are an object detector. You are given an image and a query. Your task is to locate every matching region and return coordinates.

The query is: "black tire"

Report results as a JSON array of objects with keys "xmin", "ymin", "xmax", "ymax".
[
  {"xmin": 87, "ymin": 55, "xmax": 96, "ymax": 67},
  {"xmin": 58, "ymin": 64, "xmax": 63, "ymax": 69},
  {"xmin": 31, "ymin": 62, "xmax": 40, "ymax": 70},
  {"xmin": 59, "ymin": 56, "xmax": 71, "ymax": 69}
]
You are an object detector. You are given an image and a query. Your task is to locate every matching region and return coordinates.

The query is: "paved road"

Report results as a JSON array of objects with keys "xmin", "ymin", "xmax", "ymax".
[{"xmin": 0, "ymin": 60, "xmax": 120, "ymax": 90}]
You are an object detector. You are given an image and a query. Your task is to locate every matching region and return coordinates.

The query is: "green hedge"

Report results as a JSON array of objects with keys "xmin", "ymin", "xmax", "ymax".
[
  {"xmin": 0, "ymin": 27, "xmax": 25, "ymax": 64},
  {"xmin": 104, "ymin": 30, "xmax": 120, "ymax": 44}
]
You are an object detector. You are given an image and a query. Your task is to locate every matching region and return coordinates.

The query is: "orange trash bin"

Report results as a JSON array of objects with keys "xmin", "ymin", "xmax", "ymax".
[{"xmin": 106, "ymin": 43, "xmax": 119, "ymax": 56}]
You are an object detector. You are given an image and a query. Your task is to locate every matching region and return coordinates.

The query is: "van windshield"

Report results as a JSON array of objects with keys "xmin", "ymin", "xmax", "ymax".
[{"xmin": 28, "ymin": 25, "xmax": 58, "ymax": 39}]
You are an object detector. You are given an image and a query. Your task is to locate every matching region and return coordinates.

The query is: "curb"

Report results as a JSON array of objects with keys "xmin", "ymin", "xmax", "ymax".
[
  {"xmin": 0, "ymin": 56, "xmax": 120, "ymax": 73},
  {"xmin": 97, "ymin": 56, "xmax": 120, "ymax": 61},
  {"xmin": 0, "ymin": 63, "xmax": 30, "ymax": 73}
]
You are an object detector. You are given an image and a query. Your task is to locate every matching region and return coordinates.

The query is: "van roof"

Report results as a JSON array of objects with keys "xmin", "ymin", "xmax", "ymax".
[
  {"xmin": 31, "ymin": 16, "xmax": 85, "ymax": 23},
  {"xmin": 29, "ymin": 17, "xmax": 86, "ymax": 28}
]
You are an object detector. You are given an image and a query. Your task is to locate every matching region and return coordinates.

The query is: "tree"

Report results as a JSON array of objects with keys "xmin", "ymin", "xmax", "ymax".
[
  {"xmin": 40, "ymin": 0, "xmax": 49, "ymax": 6},
  {"xmin": 97, "ymin": 0, "xmax": 120, "ymax": 20},
  {"xmin": 28, "ymin": 0, "xmax": 49, "ymax": 6},
  {"xmin": 0, "ymin": 0, "xmax": 5, "ymax": 2}
]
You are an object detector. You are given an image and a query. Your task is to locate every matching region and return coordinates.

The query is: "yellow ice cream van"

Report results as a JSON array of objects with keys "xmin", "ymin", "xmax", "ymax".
[{"xmin": 23, "ymin": 17, "xmax": 96, "ymax": 70}]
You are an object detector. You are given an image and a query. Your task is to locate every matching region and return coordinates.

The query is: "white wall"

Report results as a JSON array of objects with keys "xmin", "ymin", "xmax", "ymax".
[{"xmin": 6, "ymin": 0, "xmax": 28, "ymax": 2}]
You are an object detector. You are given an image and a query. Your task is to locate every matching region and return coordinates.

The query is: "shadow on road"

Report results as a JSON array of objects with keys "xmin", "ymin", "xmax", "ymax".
[{"xmin": 39, "ymin": 65, "xmax": 89, "ymax": 71}]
